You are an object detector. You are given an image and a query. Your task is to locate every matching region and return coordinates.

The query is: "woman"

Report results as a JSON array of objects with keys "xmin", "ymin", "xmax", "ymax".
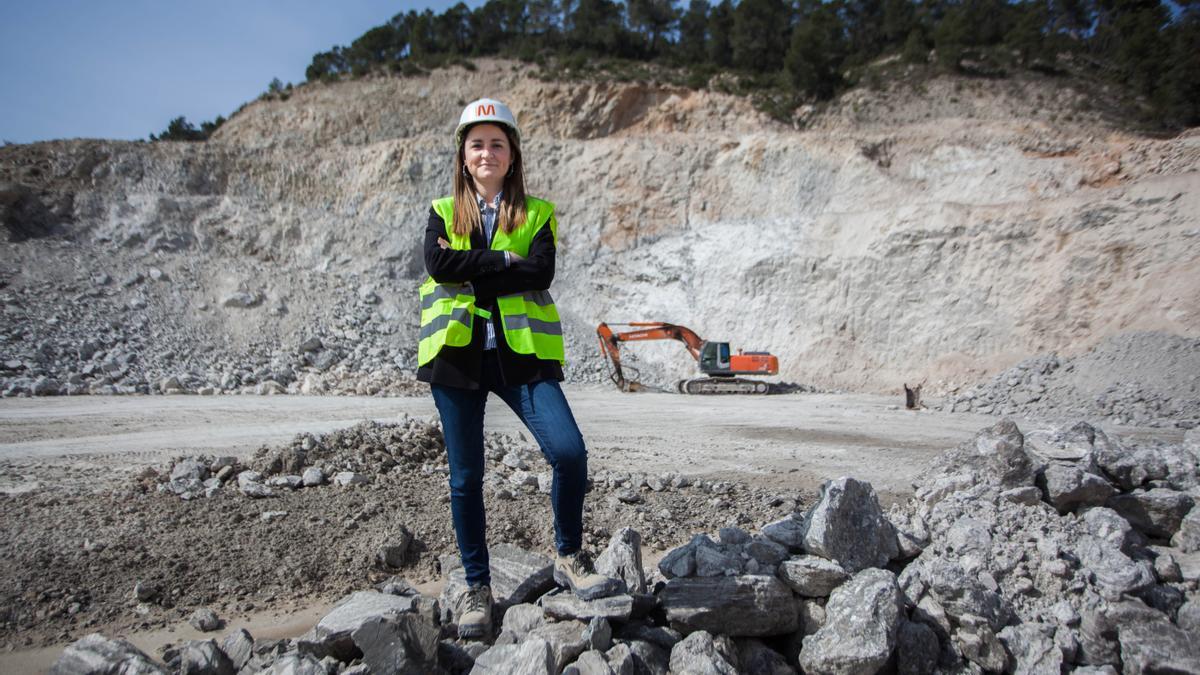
[{"xmin": 418, "ymin": 98, "xmax": 624, "ymax": 638}]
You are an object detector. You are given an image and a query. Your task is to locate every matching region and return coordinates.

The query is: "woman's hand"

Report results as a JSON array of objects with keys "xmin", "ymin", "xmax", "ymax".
[
  {"xmin": 508, "ymin": 251, "xmax": 525, "ymax": 262},
  {"xmin": 438, "ymin": 237, "xmax": 451, "ymax": 249}
]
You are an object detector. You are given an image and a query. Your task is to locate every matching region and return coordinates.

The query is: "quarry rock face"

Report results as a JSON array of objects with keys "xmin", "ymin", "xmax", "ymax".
[{"xmin": 2, "ymin": 60, "xmax": 1196, "ymax": 409}]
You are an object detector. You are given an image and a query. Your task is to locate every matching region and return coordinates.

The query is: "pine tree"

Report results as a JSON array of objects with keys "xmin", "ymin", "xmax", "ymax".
[
  {"xmin": 731, "ymin": 0, "xmax": 790, "ymax": 72},
  {"xmin": 1158, "ymin": 14, "xmax": 1200, "ymax": 125},
  {"xmin": 628, "ymin": 0, "xmax": 678, "ymax": 56},
  {"xmin": 784, "ymin": 0, "xmax": 846, "ymax": 98},
  {"xmin": 707, "ymin": 0, "xmax": 735, "ymax": 67},
  {"xmin": 678, "ymin": 0, "xmax": 710, "ymax": 63}
]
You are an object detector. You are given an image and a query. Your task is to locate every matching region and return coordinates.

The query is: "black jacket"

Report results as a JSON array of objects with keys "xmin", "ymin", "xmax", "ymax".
[{"xmin": 416, "ymin": 204, "xmax": 565, "ymax": 389}]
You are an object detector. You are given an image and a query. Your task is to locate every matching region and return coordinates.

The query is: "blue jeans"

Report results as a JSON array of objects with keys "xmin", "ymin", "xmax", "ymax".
[{"xmin": 431, "ymin": 353, "xmax": 588, "ymax": 587}]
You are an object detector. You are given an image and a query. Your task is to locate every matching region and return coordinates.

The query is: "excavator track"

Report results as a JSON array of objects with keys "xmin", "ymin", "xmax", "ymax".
[{"xmin": 678, "ymin": 377, "xmax": 772, "ymax": 395}]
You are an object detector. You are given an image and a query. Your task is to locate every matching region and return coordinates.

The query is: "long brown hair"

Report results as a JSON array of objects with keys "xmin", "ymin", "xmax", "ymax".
[{"xmin": 451, "ymin": 123, "xmax": 527, "ymax": 238}]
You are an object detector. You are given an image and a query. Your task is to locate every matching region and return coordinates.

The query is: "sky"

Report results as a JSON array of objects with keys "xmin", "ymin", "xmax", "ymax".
[{"xmin": 0, "ymin": 1, "xmax": 481, "ymax": 144}]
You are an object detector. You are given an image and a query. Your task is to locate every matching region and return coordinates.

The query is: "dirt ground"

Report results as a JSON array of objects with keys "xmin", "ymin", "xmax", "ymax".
[
  {"xmin": 0, "ymin": 387, "xmax": 1032, "ymax": 499},
  {"xmin": 0, "ymin": 388, "xmax": 1183, "ymax": 672}
]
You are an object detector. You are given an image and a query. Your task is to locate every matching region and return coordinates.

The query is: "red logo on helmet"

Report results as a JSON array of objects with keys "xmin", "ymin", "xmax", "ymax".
[{"xmin": 476, "ymin": 103, "xmax": 496, "ymax": 116}]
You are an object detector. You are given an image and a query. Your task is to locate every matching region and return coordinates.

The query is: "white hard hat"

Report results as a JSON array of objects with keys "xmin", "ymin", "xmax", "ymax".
[{"xmin": 455, "ymin": 98, "xmax": 520, "ymax": 147}]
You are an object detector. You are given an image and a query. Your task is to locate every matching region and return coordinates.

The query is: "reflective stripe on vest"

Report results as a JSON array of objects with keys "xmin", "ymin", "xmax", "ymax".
[
  {"xmin": 417, "ymin": 196, "xmax": 565, "ymax": 366},
  {"xmin": 497, "ymin": 289, "xmax": 564, "ymax": 362},
  {"xmin": 418, "ymin": 279, "xmax": 488, "ymax": 367}
]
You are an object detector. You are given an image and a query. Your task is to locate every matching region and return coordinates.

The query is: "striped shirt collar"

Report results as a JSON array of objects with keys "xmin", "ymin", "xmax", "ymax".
[{"xmin": 476, "ymin": 190, "xmax": 502, "ymax": 211}]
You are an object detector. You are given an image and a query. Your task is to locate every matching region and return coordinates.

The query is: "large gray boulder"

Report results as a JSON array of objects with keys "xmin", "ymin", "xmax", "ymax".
[
  {"xmin": 662, "ymin": 575, "xmax": 798, "ymax": 637},
  {"xmin": 735, "ymin": 638, "xmax": 796, "ymax": 675},
  {"xmin": 219, "ymin": 629, "xmax": 254, "ymax": 671},
  {"xmin": 1076, "ymin": 596, "xmax": 1161, "ymax": 667},
  {"xmin": 776, "ymin": 555, "xmax": 848, "ymax": 597},
  {"xmin": 895, "ymin": 620, "xmax": 939, "ymax": 675},
  {"xmin": 312, "ymin": 591, "xmax": 418, "ymax": 661},
  {"xmin": 469, "ymin": 638, "xmax": 555, "ymax": 674},
  {"xmin": 527, "ymin": 620, "xmax": 589, "ymax": 672},
  {"xmin": 801, "ymin": 477, "xmax": 898, "ymax": 573},
  {"xmin": 695, "ymin": 543, "xmax": 744, "ymax": 577},
  {"xmin": 51, "ymin": 634, "xmax": 168, "ymax": 675},
  {"xmin": 488, "ymin": 543, "xmax": 557, "ymax": 605},
  {"xmin": 744, "ymin": 536, "xmax": 790, "ymax": 569},
  {"xmin": 540, "ymin": 590, "xmax": 635, "ymax": 622},
  {"xmin": 441, "ymin": 544, "xmax": 556, "ymax": 621},
  {"xmin": 259, "ymin": 652, "xmax": 325, "ymax": 675},
  {"xmin": 1107, "ymin": 488, "xmax": 1194, "ymax": 540},
  {"xmin": 178, "ymin": 640, "xmax": 234, "ymax": 675},
  {"xmin": 921, "ymin": 559, "xmax": 1011, "ymax": 630},
  {"xmin": 667, "ymin": 630, "xmax": 739, "ymax": 675},
  {"xmin": 1075, "ymin": 535, "xmax": 1156, "ymax": 596},
  {"xmin": 997, "ymin": 623, "xmax": 1063, "ymax": 675},
  {"xmin": 500, "ymin": 603, "xmax": 546, "ymax": 638},
  {"xmin": 798, "ymin": 568, "xmax": 903, "ymax": 675},
  {"xmin": 350, "ymin": 614, "xmax": 439, "ymax": 675},
  {"xmin": 761, "ymin": 513, "xmax": 806, "ymax": 551},
  {"xmin": 563, "ymin": 650, "xmax": 614, "ymax": 675},
  {"xmin": 595, "ymin": 527, "xmax": 647, "ymax": 594},
  {"xmin": 955, "ymin": 615, "xmax": 1006, "ymax": 672},
  {"xmin": 1172, "ymin": 505, "xmax": 1200, "ymax": 552},
  {"xmin": 1083, "ymin": 507, "xmax": 1139, "ymax": 554},
  {"xmin": 1092, "ymin": 431, "xmax": 1168, "ymax": 491},
  {"xmin": 971, "ymin": 419, "xmax": 1036, "ymax": 488},
  {"xmin": 624, "ymin": 640, "xmax": 670, "ymax": 674},
  {"xmin": 1040, "ymin": 463, "xmax": 1116, "ymax": 513},
  {"xmin": 1118, "ymin": 613, "xmax": 1200, "ymax": 674},
  {"xmin": 658, "ymin": 534, "xmax": 726, "ymax": 579}
]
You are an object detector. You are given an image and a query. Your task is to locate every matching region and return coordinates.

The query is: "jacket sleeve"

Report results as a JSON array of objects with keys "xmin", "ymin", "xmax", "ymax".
[
  {"xmin": 471, "ymin": 217, "xmax": 557, "ymax": 301},
  {"xmin": 423, "ymin": 207, "xmax": 508, "ymax": 283}
]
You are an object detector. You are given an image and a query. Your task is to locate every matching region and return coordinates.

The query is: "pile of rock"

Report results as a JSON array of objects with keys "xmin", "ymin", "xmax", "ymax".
[
  {"xmin": 58, "ymin": 420, "xmax": 1200, "ymax": 673},
  {"xmin": 940, "ymin": 331, "xmax": 1200, "ymax": 429},
  {"xmin": 0, "ymin": 253, "xmax": 425, "ymax": 399},
  {"xmin": 153, "ymin": 417, "xmax": 447, "ymax": 500}
]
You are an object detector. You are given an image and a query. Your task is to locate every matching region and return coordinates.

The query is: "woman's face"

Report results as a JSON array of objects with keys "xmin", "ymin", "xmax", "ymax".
[{"xmin": 462, "ymin": 123, "xmax": 512, "ymax": 187}]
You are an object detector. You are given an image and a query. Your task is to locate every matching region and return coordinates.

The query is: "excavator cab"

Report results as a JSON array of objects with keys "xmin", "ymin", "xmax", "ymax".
[{"xmin": 699, "ymin": 341, "xmax": 732, "ymax": 375}]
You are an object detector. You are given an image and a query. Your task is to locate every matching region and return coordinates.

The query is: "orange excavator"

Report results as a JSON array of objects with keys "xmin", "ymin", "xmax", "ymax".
[{"xmin": 596, "ymin": 322, "xmax": 779, "ymax": 394}]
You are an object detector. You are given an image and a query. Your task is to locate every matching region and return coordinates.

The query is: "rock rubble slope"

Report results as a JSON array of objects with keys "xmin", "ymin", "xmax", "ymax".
[
  {"xmin": 47, "ymin": 419, "xmax": 1200, "ymax": 673},
  {"xmin": 2, "ymin": 59, "xmax": 1197, "ymax": 399},
  {"xmin": 0, "ymin": 414, "xmax": 800, "ymax": 650}
]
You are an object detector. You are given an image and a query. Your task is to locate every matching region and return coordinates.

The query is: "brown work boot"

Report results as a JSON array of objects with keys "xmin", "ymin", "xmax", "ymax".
[
  {"xmin": 554, "ymin": 551, "xmax": 627, "ymax": 600},
  {"xmin": 456, "ymin": 584, "xmax": 492, "ymax": 639}
]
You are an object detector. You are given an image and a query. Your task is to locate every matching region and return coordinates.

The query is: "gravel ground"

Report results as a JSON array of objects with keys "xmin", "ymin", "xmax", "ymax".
[
  {"xmin": 0, "ymin": 417, "xmax": 801, "ymax": 651},
  {"xmin": 941, "ymin": 331, "xmax": 1200, "ymax": 428},
  {"xmin": 0, "ymin": 389, "xmax": 1184, "ymax": 664}
]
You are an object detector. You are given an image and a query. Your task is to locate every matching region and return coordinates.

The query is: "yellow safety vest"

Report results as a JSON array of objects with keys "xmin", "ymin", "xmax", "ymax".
[{"xmin": 418, "ymin": 196, "xmax": 565, "ymax": 367}]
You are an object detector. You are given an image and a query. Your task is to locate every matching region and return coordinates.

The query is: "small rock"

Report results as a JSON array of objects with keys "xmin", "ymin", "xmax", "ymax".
[
  {"xmin": 189, "ymin": 608, "xmax": 222, "ymax": 632},
  {"xmin": 595, "ymin": 527, "xmax": 647, "ymax": 594},
  {"xmin": 668, "ymin": 630, "xmax": 739, "ymax": 675},
  {"xmin": 377, "ymin": 527, "xmax": 414, "ymax": 568},
  {"xmin": 301, "ymin": 467, "xmax": 326, "ymax": 487},
  {"xmin": 333, "ymin": 472, "xmax": 369, "ymax": 487},
  {"xmin": 777, "ymin": 556, "xmax": 849, "ymax": 597},
  {"xmin": 470, "ymin": 637, "xmax": 555, "ymax": 674}
]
